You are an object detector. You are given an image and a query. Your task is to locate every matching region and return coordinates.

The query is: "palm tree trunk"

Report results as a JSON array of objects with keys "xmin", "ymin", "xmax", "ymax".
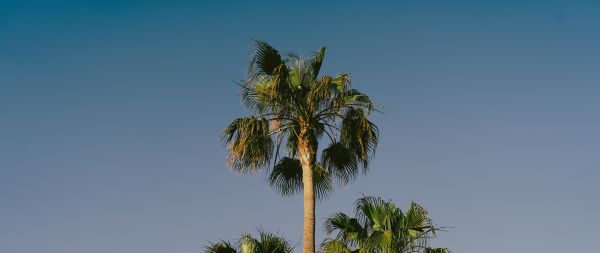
[
  {"xmin": 301, "ymin": 157, "xmax": 315, "ymax": 253},
  {"xmin": 298, "ymin": 127, "xmax": 316, "ymax": 253}
]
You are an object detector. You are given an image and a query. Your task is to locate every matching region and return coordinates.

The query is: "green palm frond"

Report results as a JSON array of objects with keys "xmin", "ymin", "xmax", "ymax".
[
  {"xmin": 364, "ymin": 230, "xmax": 394, "ymax": 252},
  {"xmin": 341, "ymin": 108, "xmax": 379, "ymax": 168},
  {"xmin": 310, "ymin": 47, "xmax": 326, "ymax": 78},
  {"xmin": 313, "ymin": 163, "xmax": 333, "ymax": 200},
  {"xmin": 354, "ymin": 196, "xmax": 386, "ymax": 226},
  {"xmin": 307, "ymin": 74, "xmax": 351, "ymax": 113},
  {"xmin": 256, "ymin": 230, "xmax": 294, "ymax": 253},
  {"xmin": 222, "ymin": 117, "xmax": 273, "ymax": 173},
  {"xmin": 239, "ymin": 234, "xmax": 258, "ymax": 253},
  {"xmin": 344, "ymin": 89, "xmax": 374, "ymax": 112},
  {"xmin": 205, "ymin": 241, "xmax": 237, "ymax": 253},
  {"xmin": 321, "ymin": 142, "xmax": 358, "ymax": 185},
  {"xmin": 323, "ymin": 212, "xmax": 366, "ymax": 246},
  {"xmin": 285, "ymin": 124, "xmax": 300, "ymax": 157},
  {"xmin": 268, "ymin": 157, "xmax": 332, "ymax": 200},
  {"xmin": 240, "ymin": 76, "xmax": 276, "ymax": 113},
  {"xmin": 320, "ymin": 238, "xmax": 352, "ymax": 253},
  {"xmin": 249, "ymin": 40, "xmax": 283, "ymax": 76},
  {"xmin": 269, "ymin": 64, "xmax": 293, "ymax": 101},
  {"xmin": 289, "ymin": 55, "xmax": 312, "ymax": 87},
  {"xmin": 404, "ymin": 202, "xmax": 436, "ymax": 240},
  {"xmin": 268, "ymin": 157, "xmax": 302, "ymax": 197}
]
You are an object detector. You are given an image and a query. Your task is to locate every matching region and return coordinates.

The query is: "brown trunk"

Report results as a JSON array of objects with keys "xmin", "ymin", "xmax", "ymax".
[{"xmin": 298, "ymin": 127, "xmax": 316, "ymax": 253}]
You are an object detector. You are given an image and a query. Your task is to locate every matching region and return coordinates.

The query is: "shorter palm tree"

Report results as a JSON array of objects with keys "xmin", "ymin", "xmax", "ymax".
[
  {"xmin": 206, "ymin": 230, "xmax": 294, "ymax": 253},
  {"xmin": 321, "ymin": 196, "xmax": 448, "ymax": 253}
]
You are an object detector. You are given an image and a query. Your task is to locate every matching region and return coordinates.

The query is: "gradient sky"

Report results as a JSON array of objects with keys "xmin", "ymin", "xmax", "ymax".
[{"xmin": 1, "ymin": 1, "xmax": 599, "ymax": 252}]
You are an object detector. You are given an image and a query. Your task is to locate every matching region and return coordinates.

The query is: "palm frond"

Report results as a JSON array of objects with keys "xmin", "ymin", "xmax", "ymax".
[
  {"xmin": 222, "ymin": 117, "xmax": 273, "ymax": 173},
  {"xmin": 320, "ymin": 238, "xmax": 353, "ymax": 253},
  {"xmin": 405, "ymin": 202, "xmax": 436, "ymax": 240},
  {"xmin": 344, "ymin": 89, "xmax": 374, "ymax": 112},
  {"xmin": 240, "ymin": 76, "xmax": 276, "ymax": 113},
  {"xmin": 268, "ymin": 157, "xmax": 303, "ymax": 197},
  {"xmin": 256, "ymin": 230, "xmax": 294, "ymax": 253},
  {"xmin": 364, "ymin": 230, "xmax": 393, "ymax": 252},
  {"xmin": 354, "ymin": 196, "xmax": 386, "ymax": 227},
  {"xmin": 323, "ymin": 212, "xmax": 366, "ymax": 246},
  {"xmin": 249, "ymin": 40, "xmax": 283, "ymax": 76},
  {"xmin": 239, "ymin": 233, "xmax": 258, "ymax": 253},
  {"xmin": 313, "ymin": 163, "xmax": 333, "ymax": 200},
  {"xmin": 340, "ymin": 108, "xmax": 379, "ymax": 168},
  {"xmin": 288, "ymin": 55, "xmax": 311, "ymax": 88},
  {"xmin": 307, "ymin": 75, "xmax": 336, "ymax": 112},
  {"xmin": 268, "ymin": 158, "xmax": 332, "ymax": 200},
  {"xmin": 321, "ymin": 142, "xmax": 358, "ymax": 185},
  {"xmin": 309, "ymin": 74, "xmax": 352, "ymax": 114},
  {"xmin": 205, "ymin": 241, "xmax": 237, "ymax": 253},
  {"xmin": 310, "ymin": 47, "xmax": 326, "ymax": 78},
  {"xmin": 330, "ymin": 74, "xmax": 351, "ymax": 93},
  {"xmin": 285, "ymin": 125, "xmax": 299, "ymax": 157},
  {"xmin": 270, "ymin": 64, "xmax": 293, "ymax": 100},
  {"xmin": 328, "ymin": 74, "xmax": 352, "ymax": 109}
]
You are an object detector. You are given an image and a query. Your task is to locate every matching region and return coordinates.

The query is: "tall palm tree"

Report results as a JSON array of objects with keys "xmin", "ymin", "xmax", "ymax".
[
  {"xmin": 321, "ymin": 196, "xmax": 448, "ymax": 253},
  {"xmin": 222, "ymin": 41, "xmax": 379, "ymax": 253},
  {"xmin": 205, "ymin": 230, "xmax": 294, "ymax": 253}
]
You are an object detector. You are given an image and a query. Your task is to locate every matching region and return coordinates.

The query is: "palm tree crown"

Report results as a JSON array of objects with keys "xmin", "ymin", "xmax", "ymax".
[
  {"xmin": 222, "ymin": 40, "xmax": 379, "ymax": 253},
  {"xmin": 206, "ymin": 230, "xmax": 294, "ymax": 253},
  {"xmin": 321, "ymin": 196, "xmax": 448, "ymax": 253},
  {"xmin": 222, "ymin": 40, "xmax": 378, "ymax": 193}
]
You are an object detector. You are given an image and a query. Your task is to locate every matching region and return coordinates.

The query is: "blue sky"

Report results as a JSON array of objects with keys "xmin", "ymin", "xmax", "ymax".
[{"xmin": 1, "ymin": 1, "xmax": 599, "ymax": 252}]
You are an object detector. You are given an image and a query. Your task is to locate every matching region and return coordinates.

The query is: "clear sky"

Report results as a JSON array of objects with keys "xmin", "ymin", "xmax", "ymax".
[{"xmin": 1, "ymin": 1, "xmax": 599, "ymax": 252}]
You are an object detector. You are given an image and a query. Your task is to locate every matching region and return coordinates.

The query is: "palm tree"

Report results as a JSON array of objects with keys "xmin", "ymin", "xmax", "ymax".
[
  {"xmin": 222, "ymin": 41, "xmax": 378, "ymax": 253},
  {"xmin": 321, "ymin": 196, "xmax": 448, "ymax": 253},
  {"xmin": 205, "ymin": 230, "xmax": 294, "ymax": 253}
]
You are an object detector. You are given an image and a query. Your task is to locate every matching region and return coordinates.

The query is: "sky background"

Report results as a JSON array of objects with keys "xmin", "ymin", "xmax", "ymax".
[{"xmin": 1, "ymin": 1, "xmax": 599, "ymax": 252}]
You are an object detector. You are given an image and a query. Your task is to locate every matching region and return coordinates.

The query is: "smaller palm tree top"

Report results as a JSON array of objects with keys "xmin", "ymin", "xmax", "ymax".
[
  {"xmin": 322, "ymin": 196, "xmax": 449, "ymax": 253},
  {"xmin": 206, "ymin": 230, "xmax": 294, "ymax": 253}
]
